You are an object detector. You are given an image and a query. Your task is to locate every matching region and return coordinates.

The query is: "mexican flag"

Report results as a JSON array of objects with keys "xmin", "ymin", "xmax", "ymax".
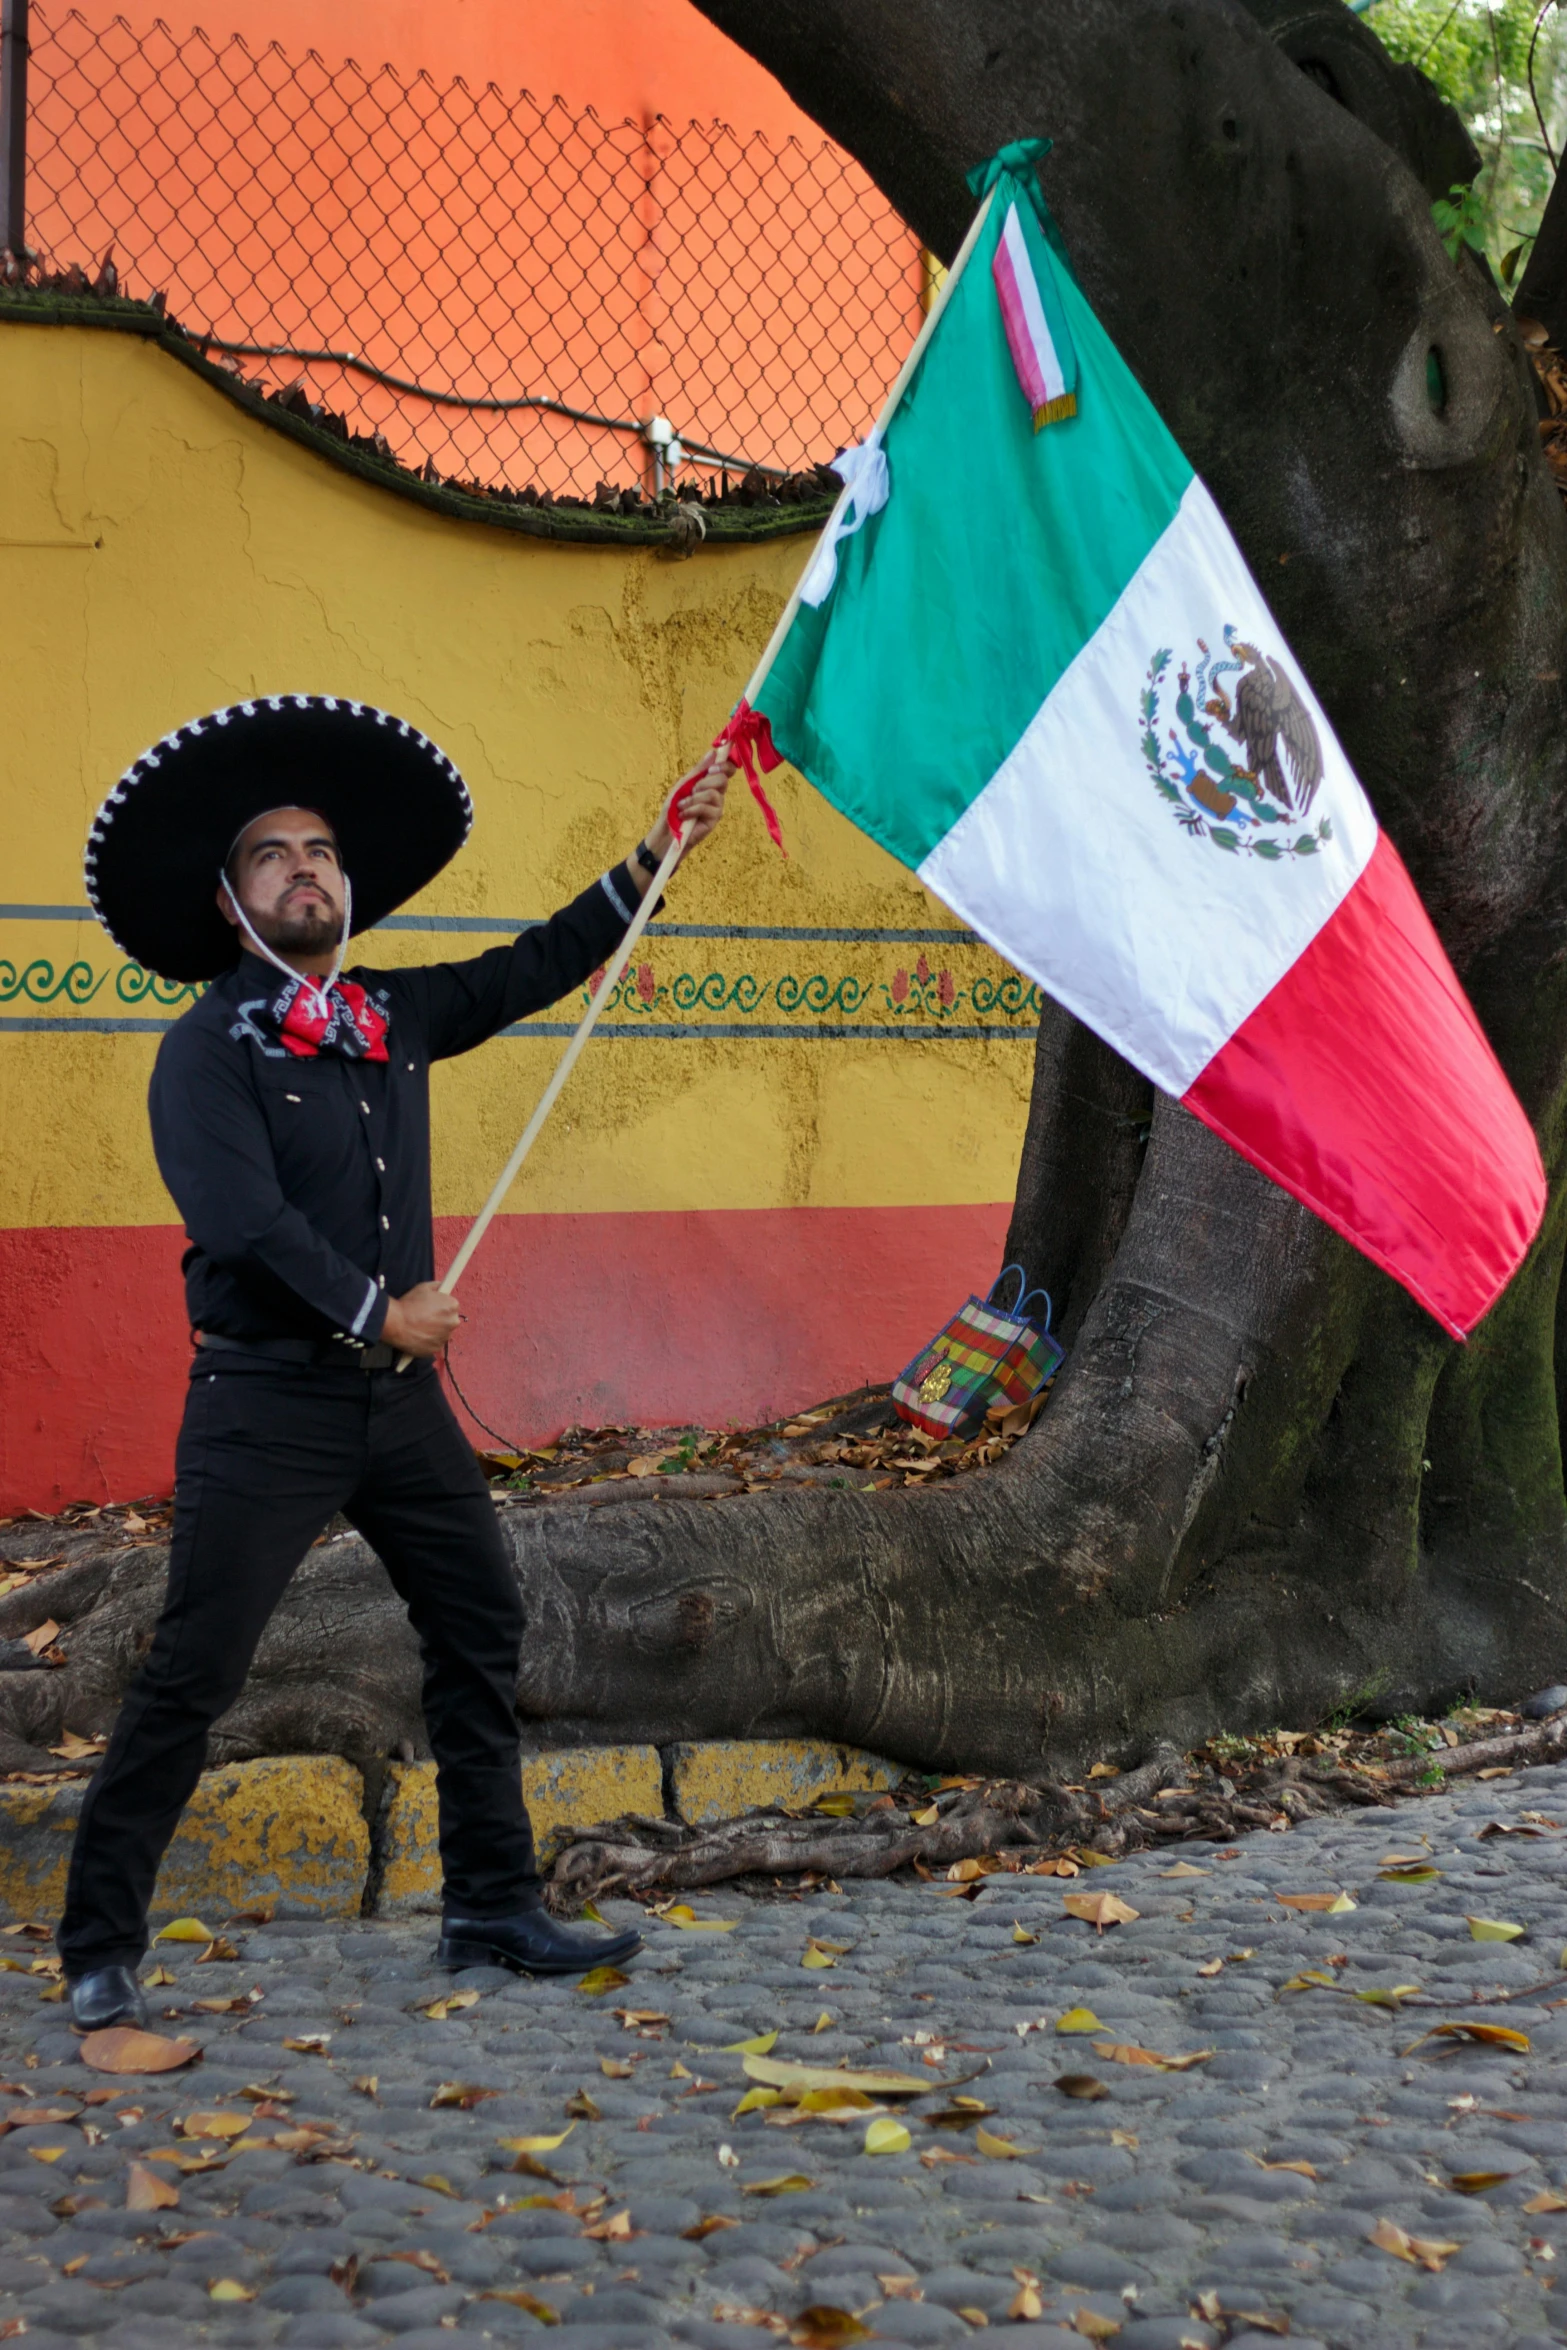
[{"xmin": 723, "ymin": 140, "xmax": 1543, "ymax": 1340}]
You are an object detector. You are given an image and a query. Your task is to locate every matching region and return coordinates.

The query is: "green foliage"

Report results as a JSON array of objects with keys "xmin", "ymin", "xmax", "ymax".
[
  {"xmin": 1369, "ymin": 0, "xmax": 1567, "ymax": 276},
  {"xmin": 1432, "ymin": 177, "xmax": 1491, "ymax": 256}
]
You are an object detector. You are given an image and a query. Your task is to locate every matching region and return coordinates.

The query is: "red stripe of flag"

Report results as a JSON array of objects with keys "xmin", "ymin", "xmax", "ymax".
[{"xmin": 1182, "ymin": 831, "xmax": 1544, "ymax": 1338}]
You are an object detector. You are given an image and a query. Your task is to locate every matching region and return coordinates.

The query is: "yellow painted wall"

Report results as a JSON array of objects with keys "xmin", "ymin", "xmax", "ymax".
[
  {"xmin": 0, "ymin": 317, "xmax": 1041, "ymax": 1507},
  {"xmin": 0, "ymin": 321, "xmax": 1036, "ymax": 1237}
]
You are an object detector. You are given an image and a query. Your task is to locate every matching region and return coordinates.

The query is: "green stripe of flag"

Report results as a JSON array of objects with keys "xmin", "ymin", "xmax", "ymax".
[{"xmin": 756, "ymin": 163, "xmax": 1194, "ymax": 872}]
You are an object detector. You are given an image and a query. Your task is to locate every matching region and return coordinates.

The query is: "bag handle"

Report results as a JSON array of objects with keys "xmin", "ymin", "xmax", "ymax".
[{"xmin": 988, "ymin": 1263, "xmax": 1054, "ymax": 1332}]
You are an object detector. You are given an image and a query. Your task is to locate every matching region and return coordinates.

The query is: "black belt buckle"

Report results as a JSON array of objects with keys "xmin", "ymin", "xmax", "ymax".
[{"xmin": 356, "ymin": 1342, "xmax": 396, "ymax": 1372}]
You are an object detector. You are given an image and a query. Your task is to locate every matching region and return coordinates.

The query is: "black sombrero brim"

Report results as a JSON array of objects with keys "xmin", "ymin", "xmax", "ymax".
[{"xmin": 85, "ymin": 695, "xmax": 473, "ymax": 983}]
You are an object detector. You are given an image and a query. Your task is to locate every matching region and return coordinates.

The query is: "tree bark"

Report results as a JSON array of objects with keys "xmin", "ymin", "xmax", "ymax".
[{"xmin": 3, "ymin": 0, "xmax": 1565, "ymax": 1786}]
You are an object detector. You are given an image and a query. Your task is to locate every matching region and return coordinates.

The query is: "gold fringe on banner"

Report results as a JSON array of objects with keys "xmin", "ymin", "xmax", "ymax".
[{"xmin": 1033, "ymin": 391, "xmax": 1078, "ymax": 430}]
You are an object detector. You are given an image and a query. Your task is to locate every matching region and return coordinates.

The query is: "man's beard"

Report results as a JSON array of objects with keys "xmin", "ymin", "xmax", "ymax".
[{"xmin": 252, "ymin": 897, "xmax": 342, "ymax": 956}]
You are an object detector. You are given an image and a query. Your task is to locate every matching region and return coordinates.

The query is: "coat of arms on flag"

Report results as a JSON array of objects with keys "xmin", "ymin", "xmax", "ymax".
[
  {"xmin": 717, "ymin": 138, "xmax": 1544, "ymax": 1342},
  {"xmin": 1143, "ymin": 628, "xmax": 1331, "ymax": 861}
]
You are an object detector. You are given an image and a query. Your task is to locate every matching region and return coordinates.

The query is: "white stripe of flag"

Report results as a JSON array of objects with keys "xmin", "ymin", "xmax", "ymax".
[{"xmin": 992, "ymin": 200, "xmax": 1067, "ymax": 419}]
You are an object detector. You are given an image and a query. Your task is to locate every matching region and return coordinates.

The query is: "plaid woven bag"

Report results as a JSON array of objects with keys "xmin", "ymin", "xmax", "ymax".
[{"xmin": 891, "ymin": 1264, "xmax": 1064, "ymax": 1441}]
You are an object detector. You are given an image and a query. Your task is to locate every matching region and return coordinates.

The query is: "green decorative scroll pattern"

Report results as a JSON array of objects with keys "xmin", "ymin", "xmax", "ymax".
[
  {"xmin": 1, "ymin": 943, "xmax": 1039, "ymax": 1029},
  {"xmin": 591, "ymin": 952, "xmax": 1043, "ymax": 1026},
  {"xmin": 115, "ymin": 965, "xmax": 203, "ymax": 1006},
  {"xmin": 0, "ymin": 958, "xmax": 106, "ymax": 1005}
]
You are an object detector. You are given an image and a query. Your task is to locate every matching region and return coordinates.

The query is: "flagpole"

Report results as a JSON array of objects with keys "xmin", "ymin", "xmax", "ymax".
[
  {"xmin": 400, "ymin": 189, "xmax": 997, "ymax": 1372},
  {"xmin": 394, "ymin": 825, "xmax": 684, "ymax": 1372},
  {"xmin": 736, "ymin": 185, "xmax": 997, "ymax": 710}
]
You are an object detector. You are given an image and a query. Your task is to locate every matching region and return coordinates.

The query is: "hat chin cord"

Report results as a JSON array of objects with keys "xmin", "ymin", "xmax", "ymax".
[{"xmin": 220, "ymin": 871, "xmax": 353, "ymax": 1021}]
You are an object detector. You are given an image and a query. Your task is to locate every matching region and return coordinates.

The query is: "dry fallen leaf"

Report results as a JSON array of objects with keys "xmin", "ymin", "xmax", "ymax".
[
  {"xmin": 662, "ymin": 1905, "xmax": 739, "ymax": 1933},
  {"xmin": 1054, "ymin": 2074, "xmax": 1110, "ymax": 2100},
  {"xmin": 1196, "ymin": 1958, "xmax": 1224, "ymax": 1978},
  {"xmin": 1275, "ymin": 1891, "xmax": 1357, "ymax": 1914},
  {"xmin": 125, "ymin": 2162, "xmax": 179, "ymax": 2211},
  {"xmin": 743, "ymin": 2056, "xmax": 929, "ymax": 2097},
  {"xmin": 1009, "ymin": 2279, "xmax": 1045, "ymax": 2320},
  {"xmin": 1056, "ymin": 2006, "xmax": 1104, "ymax": 2034},
  {"xmin": 153, "ymin": 1918, "xmax": 214, "ymax": 1943},
  {"xmin": 683, "ymin": 2214, "xmax": 741, "ymax": 2240},
  {"xmin": 1071, "ymin": 2309, "xmax": 1121, "ymax": 2340},
  {"xmin": 1371, "ymin": 2216, "xmax": 1459, "ymax": 2271},
  {"xmin": 1250, "ymin": 2155, "xmax": 1319, "ymax": 2180},
  {"xmin": 1407, "ymin": 2021, "xmax": 1531, "ymax": 2055},
  {"xmin": 1523, "ymin": 2189, "xmax": 1567, "ymax": 2214},
  {"xmin": 789, "ymin": 2309, "xmax": 872, "ymax": 2349},
  {"xmin": 22, "ymin": 1621, "xmax": 60, "ymax": 1658},
  {"xmin": 863, "ymin": 2117, "xmax": 911, "ymax": 2155},
  {"xmin": 416, "ymin": 1992, "xmax": 478, "ymax": 2021},
  {"xmin": 479, "ymin": 2288, "xmax": 560, "ymax": 2322},
  {"xmin": 1092, "ymin": 2040, "xmax": 1214, "ymax": 2072},
  {"xmin": 879, "ymin": 2275, "xmax": 923, "ymax": 2301},
  {"xmin": 576, "ymin": 1967, "xmax": 631, "ymax": 1996},
  {"xmin": 974, "ymin": 2126, "xmax": 1031, "ymax": 2158},
  {"xmin": 1159, "ymin": 1862, "xmax": 1209, "ymax": 1879},
  {"xmin": 740, "ymin": 2173, "xmax": 816, "ymax": 2195},
  {"xmin": 208, "ymin": 2278, "xmax": 255, "ymax": 2302},
  {"xmin": 178, "ymin": 2110, "xmax": 249, "ymax": 2140},
  {"xmin": 281, "ymin": 2033, "xmax": 332, "ymax": 2054},
  {"xmin": 1062, "ymin": 1892, "xmax": 1138, "ymax": 1932},
  {"xmin": 564, "ymin": 2091, "xmax": 600, "ymax": 2120},
  {"xmin": 810, "ymin": 2012, "xmax": 833, "ymax": 2034},
  {"xmin": 801, "ymin": 1943, "xmax": 838, "ymax": 1970},
  {"xmin": 581, "ymin": 2207, "xmax": 634, "ymax": 2240},
  {"xmin": 48, "ymin": 1732, "xmax": 104, "ymax": 1760},
  {"xmin": 1448, "ymin": 2171, "xmax": 1520, "ymax": 2194},
  {"xmin": 430, "ymin": 2082, "xmax": 500, "ymax": 2110},
  {"xmin": 496, "ymin": 2123, "xmax": 576, "ymax": 2157},
  {"xmin": 722, "ymin": 2031, "xmax": 779, "ymax": 2055},
  {"xmin": 1466, "ymin": 1916, "xmax": 1526, "ymax": 1942},
  {"xmin": 81, "ymin": 2029, "xmax": 199, "ymax": 2075},
  {"xmin": 1012, "ymin": 1921, "xmax": 1039, "ymax": 1945}
]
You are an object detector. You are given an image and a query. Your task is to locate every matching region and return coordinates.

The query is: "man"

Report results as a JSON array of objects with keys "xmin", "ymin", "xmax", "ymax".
[{"xmin": 66, "ymin": 693, "xmax": 729, "ymax": 2030}]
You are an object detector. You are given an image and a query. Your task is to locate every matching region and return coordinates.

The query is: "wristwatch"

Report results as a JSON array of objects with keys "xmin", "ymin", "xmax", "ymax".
[{"xmin": 635, "ymin": 840, "xmax": 661, "ymax": 875}]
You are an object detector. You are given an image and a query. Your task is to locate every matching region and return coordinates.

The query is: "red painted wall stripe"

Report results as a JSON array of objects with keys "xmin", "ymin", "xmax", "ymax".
[
  {"xmin": 0, "ymin": 1202, "xmax": 1012, "ymax": 1514},
  {"xmin": 1183, "ymin": 831, "xmax": 1545, "ymax": 1339}
]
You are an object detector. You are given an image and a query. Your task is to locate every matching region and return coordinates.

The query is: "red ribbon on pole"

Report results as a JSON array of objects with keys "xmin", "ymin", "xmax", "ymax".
[{"xmin": 714, "ymin": 700, "xmax": 787, "ymax": 854}]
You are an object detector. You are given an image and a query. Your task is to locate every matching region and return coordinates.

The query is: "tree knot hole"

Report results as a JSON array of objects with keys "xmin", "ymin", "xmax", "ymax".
[
  {"xmin": 1426, "ymin": 347, "xmax": 1448, "ymax": 414},
  {"xmin": 676, "ymin": 1588, "xmax": 717, "ymax": 1651}
]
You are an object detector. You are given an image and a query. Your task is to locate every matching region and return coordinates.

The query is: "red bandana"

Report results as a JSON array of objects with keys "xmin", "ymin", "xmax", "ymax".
[{"xmin": 275, "ymin": 976, "xmax": 390, "ymax": 1062}]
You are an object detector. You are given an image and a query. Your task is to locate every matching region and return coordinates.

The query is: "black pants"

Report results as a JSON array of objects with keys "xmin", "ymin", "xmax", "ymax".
[{"xmin": 59, "ymin": 1354, "xmax": 537, "ymax": 1974}]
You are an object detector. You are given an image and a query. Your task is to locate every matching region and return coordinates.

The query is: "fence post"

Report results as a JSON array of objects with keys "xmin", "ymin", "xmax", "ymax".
[{"xmin": 0, "ymin": 0, "xmax": 27, "ymax": 264}]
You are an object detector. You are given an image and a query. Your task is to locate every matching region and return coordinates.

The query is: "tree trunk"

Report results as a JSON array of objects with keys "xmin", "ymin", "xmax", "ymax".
[{"xmin": 4, "ymin": 0, "xmax": 1566, "ymax": 1783}]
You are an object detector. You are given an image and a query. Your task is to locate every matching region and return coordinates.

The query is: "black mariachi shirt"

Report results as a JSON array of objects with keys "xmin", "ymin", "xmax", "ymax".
[{"xmin": 149, "ymin": 867, "xmax": 643, "ymax": 1347}]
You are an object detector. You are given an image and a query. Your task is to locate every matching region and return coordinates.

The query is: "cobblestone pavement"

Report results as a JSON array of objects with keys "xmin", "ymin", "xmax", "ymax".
[{"xmin": 1, "ymin": 1765, "xmax": 1566, "ymax": 2350}]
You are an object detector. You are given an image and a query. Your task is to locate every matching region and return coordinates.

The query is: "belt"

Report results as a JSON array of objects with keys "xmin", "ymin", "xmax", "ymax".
[{"xmin": 194, "ymin": 1331, "xmax": 399, "ymax": 1372}]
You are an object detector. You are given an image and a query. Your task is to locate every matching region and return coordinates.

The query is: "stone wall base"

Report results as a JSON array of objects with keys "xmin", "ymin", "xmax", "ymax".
[{"xmin": 0, "ymin": 1737, "xmax": 901, "ymax": 1923}]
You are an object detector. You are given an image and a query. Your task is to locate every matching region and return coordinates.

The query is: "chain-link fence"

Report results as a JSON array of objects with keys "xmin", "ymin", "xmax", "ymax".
[{"xmin": 15, "ymin": 6, "xmax": 922, "ymax": 497}]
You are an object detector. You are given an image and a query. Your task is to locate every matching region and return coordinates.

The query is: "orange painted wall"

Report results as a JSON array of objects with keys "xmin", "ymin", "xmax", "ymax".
[{"xmin": 143, "ymin": 0, "xmax": 821, "ymax": 139}]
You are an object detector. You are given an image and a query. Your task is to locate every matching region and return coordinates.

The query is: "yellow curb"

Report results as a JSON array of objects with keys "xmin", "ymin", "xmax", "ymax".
[
  {"xmin": 667, "ymin": 1737, "xmax": 900, "ymax": 1824},
  {"xmin": 375, "ymin": 1745, "xmax": 665, "ymax": 1915},
  {"xmin": 0, "ymin": 1756, "xmax": 368, "ymax": 1924}
]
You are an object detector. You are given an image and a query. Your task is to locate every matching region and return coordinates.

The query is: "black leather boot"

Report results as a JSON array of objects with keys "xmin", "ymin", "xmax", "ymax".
[
  {"xmin": 437, "ymin": 1905, "xmax": 642, "ymax": 1976},
  {"xmin": 68, "ymin": 1965, "xmax": 147, "ymax": 2031}
]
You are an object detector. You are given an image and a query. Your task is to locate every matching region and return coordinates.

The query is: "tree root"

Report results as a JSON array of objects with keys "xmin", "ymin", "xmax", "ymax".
[{"xmin": 545, "ymin": 1712, "xmax": 1567, "ymax": 1906}]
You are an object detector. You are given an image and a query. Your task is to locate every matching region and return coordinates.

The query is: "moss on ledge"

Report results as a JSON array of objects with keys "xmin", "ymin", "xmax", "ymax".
[{"xmin": 0, "ymin": 290, "xmax": 834, "ymax": 549}]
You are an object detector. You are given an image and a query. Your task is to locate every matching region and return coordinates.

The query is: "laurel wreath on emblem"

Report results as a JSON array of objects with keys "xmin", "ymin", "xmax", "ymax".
[{"xmin": 1141, "ymin": 626, "xmax": 1334, "ymax": 860}]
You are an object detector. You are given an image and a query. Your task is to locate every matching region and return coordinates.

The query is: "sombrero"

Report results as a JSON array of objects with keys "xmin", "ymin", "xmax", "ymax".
[{"xmin": 85, "ymin": 695, "xmax": 473, "ymax": 982}]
